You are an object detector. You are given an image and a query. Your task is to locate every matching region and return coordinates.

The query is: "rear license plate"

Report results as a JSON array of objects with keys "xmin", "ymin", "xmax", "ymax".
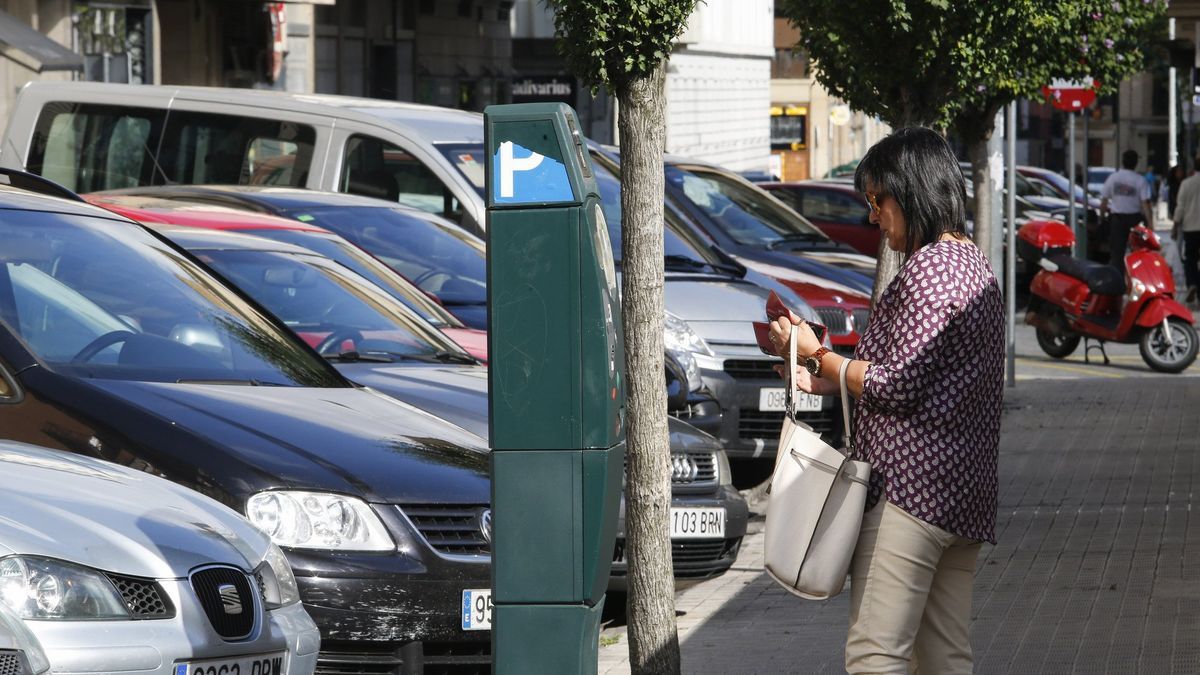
[
  {"xmin": 175, "ymin": 652, "xmax": 286, "ymax": 675},
  {"xmin": 759, "ymin": 387, "xmax": 821, "ymax": 412},
  {"xmin": 670, "ymin": 507, "xmax": 725, "ymax": 539},
  {"xmin": 462, "ymin": 588, "xmax": 493, "ymax": 631}
]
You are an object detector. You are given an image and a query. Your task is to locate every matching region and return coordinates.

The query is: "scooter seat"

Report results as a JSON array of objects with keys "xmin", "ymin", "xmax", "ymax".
[{"xmin": 1047, "ymin": 254, "xmax": 1125, "ymax": 295}]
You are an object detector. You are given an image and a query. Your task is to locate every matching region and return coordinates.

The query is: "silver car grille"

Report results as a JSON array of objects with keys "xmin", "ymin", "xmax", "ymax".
[
  {"xmin": 191, "ymin": 565, "xmax": 256, "ymax": 641},
  {"xmin": 0, "ymin": 651, "xmax": 25, "ymax": 675},
  {"xmin": 852, "ymin": 308, "xmax": 871, "ymax": 335},
  {"xmin": 105, "ymin": 573, "xmax": 174, "ymax": 619},
  {"xmin": 816, "ymin": 307, "xmax": 852, "ymax": 335}
]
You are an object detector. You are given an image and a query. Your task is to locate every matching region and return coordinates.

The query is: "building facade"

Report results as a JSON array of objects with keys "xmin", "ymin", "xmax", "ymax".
[
  {"xmin": 511, "ymin": 0, "xmax": 774, "ymax": 171},
  {"xmin": 768, "ymin": 16, "xmax": 890, "ymax": 181}
]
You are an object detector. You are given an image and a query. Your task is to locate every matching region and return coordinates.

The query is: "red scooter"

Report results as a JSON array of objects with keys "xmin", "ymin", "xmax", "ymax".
[{"xmin": 1018, "ymin": 220, "xmax": 1198, "ymax": 373}]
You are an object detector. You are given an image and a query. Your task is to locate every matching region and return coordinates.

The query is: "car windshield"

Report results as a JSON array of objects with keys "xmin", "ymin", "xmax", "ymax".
[
  {"xmin": 666, "ymin": 165, "xmax": 831, "ymax": 247},
  {"xmin": 244, "ymin": 228, "xmax": 464, "ymax": 329},
  {"xmin": 591, "ymin": 157, "xmax": 724, "ymax": 264},
  {"xmin": 192, "ymin": 248, "xmax": 466, "ymax": 360},
  {"xmin": 438, "ymin": 143, "xmax": 487, "ymax": 197},
  {"xmin": 275, "ymin": 206, "xmax": 487, "ymax": 308},
  {"xmin": 0, "ymin": 210, "xmax": 344, "ymax": 386}
]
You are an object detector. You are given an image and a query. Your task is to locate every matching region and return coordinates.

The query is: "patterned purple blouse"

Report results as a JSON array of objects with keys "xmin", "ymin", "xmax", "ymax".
[{"xmin": 853, "ymin": 240, "xmax": 1005, "ymax": 543}]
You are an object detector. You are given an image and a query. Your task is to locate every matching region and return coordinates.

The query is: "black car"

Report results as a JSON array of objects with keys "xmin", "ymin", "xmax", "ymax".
[
  {"xmin": 142, "ymin": 224, "xmax": 748, "ymax": 589},
  {"xmin": 0, "ymin": 178, "xmax": 494, "ymax": 671}
]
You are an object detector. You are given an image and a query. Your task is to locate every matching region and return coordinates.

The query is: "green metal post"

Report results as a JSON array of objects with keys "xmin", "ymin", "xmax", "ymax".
[{"xmin": 485, "ymin": 103, "xmax": 626, "ymax": 674}]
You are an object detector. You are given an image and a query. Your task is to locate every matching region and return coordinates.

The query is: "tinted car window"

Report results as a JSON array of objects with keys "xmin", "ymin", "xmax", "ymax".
[
  {"xmin": 277, "ymin": 206, "xmax": 487, "ymax": 306},
  {"xmin": 592, "ymin": 158, "xmax": 709, "ymax": 262},
  {"xmin": 247, "ymin": 228, "xmax": 462, "ymax": 328},
  {"xmin": 29, "ymin": 103, "xmax": 165, "ymax": 192},
  {"xmin": 801, "ymin": 188, "xmax": 869, "ymax": 224},
  {"xmin": 194, "ymin": 249, "xmax": 462, "ymax": 358},
  {"xmin": 157, "ymin": 111, "xmax": 315, "ymax": 186},
  {"xmin": 0, "ymin": 210, "xmax": 343, "ymax": 387},
  {"xmin": 342, "ymin": 135, "xmax": 464, "ymax": 219},
  {"xmin": 667, "ymin": 165, "xmax": 830, "ymax": 246}
]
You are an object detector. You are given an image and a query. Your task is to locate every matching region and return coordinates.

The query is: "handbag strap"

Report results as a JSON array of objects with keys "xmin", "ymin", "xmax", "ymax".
[
  {"xmin": 784, "ymin": 323, "xmax": 800, "ymax": 424},
  {"xmin": 838, "ymin": 356, "xmax": 853, "ymax": 454}
]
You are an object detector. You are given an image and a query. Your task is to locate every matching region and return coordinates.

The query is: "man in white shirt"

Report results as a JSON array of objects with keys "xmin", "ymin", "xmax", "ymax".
[
  {"xmin": 1100, "ymin": 149, "xmax": 1154, "ymax": 276},
  {"xmin": 1172, "ymin": 157, "xmax": 1200, "ymax": 303}
]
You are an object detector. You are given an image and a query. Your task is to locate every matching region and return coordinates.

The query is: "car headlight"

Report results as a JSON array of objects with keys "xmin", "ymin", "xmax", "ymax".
[
  {"xmin": 246, "ymin": 491, "xmax": 394, "ymax": 551},
  {"xmin": 0, "ymin": 556, "xmax": 128, "ymax": 620},
  {"xmin": 671, "ymin": 348, "xmax": 705, "ymax": 393},
  {"xmin": 716, "ymin": 449, "xmax": 733, "ymax": 487},
  {"xmin": 664, "ymin": 312, "xmax": 714, "ymax": 392},
  {"xmin": 255, "ymin": 543, "xmax": 301, "ymax": 609}
]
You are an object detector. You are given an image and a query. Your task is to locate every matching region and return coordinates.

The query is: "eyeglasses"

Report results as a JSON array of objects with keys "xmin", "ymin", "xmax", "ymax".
[{"xmin": 865, "ymin": 191, "xmax": 888, "ymax": 214}]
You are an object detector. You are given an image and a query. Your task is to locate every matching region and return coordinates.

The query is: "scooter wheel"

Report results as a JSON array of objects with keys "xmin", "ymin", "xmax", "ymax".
[
  {"xmin": 1139, "ymin": 318, "xmax": 1199, "ymax": 374},
  {"xmin": 1036, "ymin": 327, "xmax": 1081, "ymax": 359}
]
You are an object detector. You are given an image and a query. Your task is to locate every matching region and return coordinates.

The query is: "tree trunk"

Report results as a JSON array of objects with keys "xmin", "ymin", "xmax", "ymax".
[
  {"xmin": 968, "ymin": 137, "xmax": 993, "ymax": 264},
  {"xmin": 617, "ymin": 62, "xmax": 680, "ymax": 675},
  {"xmin": 872, "ymin": 243, "xmax": 904, "ymax": 307}
]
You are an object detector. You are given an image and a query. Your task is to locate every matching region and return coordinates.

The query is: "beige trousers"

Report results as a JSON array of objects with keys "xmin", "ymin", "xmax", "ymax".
[{"xmin": 845, "ymin": 500, "xmax": 981, "ymax": 675}]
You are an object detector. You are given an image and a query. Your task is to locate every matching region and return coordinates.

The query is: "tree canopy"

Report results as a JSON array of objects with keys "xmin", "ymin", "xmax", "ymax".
[
  {"xmin": 779, "ymin": 0, "xmax": 1167, "ymax": 138},
  {"xmin": 546, "ymin": 0, "xmax": 700, "ymax": 93}
]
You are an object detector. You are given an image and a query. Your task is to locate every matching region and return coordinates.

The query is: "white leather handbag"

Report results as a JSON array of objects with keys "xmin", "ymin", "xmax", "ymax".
[{"xmin": 763, "ymin": 329, "xmax": 871, "ymax": 600}]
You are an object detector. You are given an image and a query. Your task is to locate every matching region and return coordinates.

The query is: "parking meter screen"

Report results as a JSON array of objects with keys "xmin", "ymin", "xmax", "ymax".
[{"xmin": 0, "ymin": 211, "xmax": 344, "ymax": 387}]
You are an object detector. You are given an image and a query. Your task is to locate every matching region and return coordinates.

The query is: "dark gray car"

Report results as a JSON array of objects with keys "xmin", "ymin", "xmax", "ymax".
[{"xmin": 150, "ymin": 225, "xmax": 749, "ymax": 589}]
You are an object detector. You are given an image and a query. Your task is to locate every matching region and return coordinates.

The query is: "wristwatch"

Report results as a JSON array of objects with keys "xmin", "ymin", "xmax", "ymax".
[{"xmin": 804, "ymin": 347, "xmax": 832, "ymax": 377}]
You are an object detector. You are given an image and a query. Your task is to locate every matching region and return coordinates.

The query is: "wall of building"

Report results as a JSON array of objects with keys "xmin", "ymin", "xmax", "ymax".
[
  {"xmin": 666, "ymin": 0, "xmax": 773, "ymax": 171},
  {"xmin": 0, "ymin": 0, "xmax": 75, "ymax": 126}
]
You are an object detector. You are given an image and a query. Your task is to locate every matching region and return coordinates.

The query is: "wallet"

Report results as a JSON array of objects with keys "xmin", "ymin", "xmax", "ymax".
[{"xmin": 753, "ymin": 291, "xmax": 827, "ymax": 356}]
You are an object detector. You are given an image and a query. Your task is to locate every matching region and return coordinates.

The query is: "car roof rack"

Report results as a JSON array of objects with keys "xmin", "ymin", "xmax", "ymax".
[{"xmin": 0, "ymin": 168, "xmax": 85, "ymax": 202}]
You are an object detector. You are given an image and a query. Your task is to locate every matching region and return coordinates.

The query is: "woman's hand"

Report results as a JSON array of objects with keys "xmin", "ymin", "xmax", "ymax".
[
  {"xmin": 767, "ymin": 312, "xmax": 822, "ymax": 358},
  {"xmin": 773, "ymin": 362, "xmax": 841, "ymax": 396}
]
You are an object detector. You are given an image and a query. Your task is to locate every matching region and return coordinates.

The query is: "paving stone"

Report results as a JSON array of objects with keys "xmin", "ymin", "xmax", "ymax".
[{"xmin": 597, "ymin": 378, "xmax": 1200, "ymax": 674}]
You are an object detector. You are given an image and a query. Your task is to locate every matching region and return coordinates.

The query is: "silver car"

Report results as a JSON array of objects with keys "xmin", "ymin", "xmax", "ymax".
[
  {"xmin": 0, "ymin": 441, "xmax": 319, "ymax": 674},
  {"xmin": 0, "ymin": 604, "xmax": 49, "ymax": 674}
]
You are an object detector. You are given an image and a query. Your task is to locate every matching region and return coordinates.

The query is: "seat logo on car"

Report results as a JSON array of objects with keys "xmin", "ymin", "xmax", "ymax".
[
  {"xmin": 672, "ymin": 454, "xmax": 700, "ymax": 483},
  {"xmin": 218, "ymin": 584, "xmax": 242, "ymax": 615},
  {"xmin": 478, "ymin": 508, "xmax": 493, "ymax": 544}
]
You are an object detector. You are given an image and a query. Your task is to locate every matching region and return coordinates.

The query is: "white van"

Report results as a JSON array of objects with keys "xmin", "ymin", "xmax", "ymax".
[{"xmin": 0, "ymin": 81, "xmax": 491, "ymax": 237}]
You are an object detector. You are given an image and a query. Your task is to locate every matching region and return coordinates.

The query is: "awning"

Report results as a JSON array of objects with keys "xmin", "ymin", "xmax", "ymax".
[{"xmin": 0, "ymin": 10, "xmax": 83, "ymax": 72}]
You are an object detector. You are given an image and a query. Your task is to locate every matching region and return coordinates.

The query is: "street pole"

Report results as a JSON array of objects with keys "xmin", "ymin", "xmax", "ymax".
[
  {"xmin": 1080, "ymin": 109, "xmax": 1089, "ymax": 257},
  {"xmin": 1189, "ymin": 68, "xmax": 1196, "ymax": 173},
  {"xmin": 1006, "ymin": 102, "xmax": 1017, "ymax": 388},
  {"xmin": 1068, "ymin": 112, "xmax": 1077, "ymax": 249},
  {"xmin": 1169, "ymin": 17, "xmax": 1178, "ymax": 169},
  {"xmin": 989, "ymin": 109, "xmax": 1004, "ymax": 281}
]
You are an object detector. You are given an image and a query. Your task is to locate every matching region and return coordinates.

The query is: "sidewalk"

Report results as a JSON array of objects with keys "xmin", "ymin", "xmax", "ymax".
[{"xmin": 599, "ymin": 377, "xmax": 1200, "ymax": 674}]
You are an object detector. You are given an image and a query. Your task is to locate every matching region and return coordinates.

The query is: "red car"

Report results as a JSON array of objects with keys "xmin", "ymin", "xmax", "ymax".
[
  {"xmin": 759, "ymin": 181, "xmax": 880, "ymax": 257},
  {"xmin": 83, "ymin": 194, "xmax": 489, "ymax": 362}
]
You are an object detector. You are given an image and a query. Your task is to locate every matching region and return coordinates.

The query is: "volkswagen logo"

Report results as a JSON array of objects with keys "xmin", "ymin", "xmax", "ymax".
[
  {"xmin": 478, "ymin": 508, "xmax": 493, "ymax": 544},
  {"xmin": 671, "ymin": 453, "xmax": 699, "ymax": 483},
  {"xmin": 218, "ymin": 583, "xmax": 242, "ymax": 615}
]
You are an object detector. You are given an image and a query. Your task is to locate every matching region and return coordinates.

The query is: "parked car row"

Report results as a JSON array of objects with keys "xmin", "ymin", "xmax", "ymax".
[{"xmin": 0, "ymin": 81, "xmax": 906, "ymax": 671}]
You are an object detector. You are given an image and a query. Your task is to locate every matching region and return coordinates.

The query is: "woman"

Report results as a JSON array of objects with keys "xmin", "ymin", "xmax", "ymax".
[{"xmin": 768, "ymin": 127, "xmax": 1005, "ymax": 674}]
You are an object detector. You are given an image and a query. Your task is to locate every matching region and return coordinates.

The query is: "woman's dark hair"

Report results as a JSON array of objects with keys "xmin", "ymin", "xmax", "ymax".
[{"xmin": 853, "ymin": 127, "xmax": 968, "ymax": 254}]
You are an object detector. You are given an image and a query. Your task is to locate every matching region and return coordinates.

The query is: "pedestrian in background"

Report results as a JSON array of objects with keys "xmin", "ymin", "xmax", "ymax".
[
  {"xmin": 769, "ymin": 127, "xmax": 1005, "ymax": 674},
  {"xmin": 1167, "ymin": 164, "xmax": 1186, "ymax": 220},
  {"xmin": 1100, "ymin": 149, "xmax": 1154, "ymax": 275},
  {"xmin": 1172, "ymin": 155, "xmax": 1200, "ymax": 305}
]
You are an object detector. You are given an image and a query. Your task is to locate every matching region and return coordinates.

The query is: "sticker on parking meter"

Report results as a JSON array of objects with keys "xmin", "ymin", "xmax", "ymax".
[{"xmin": 492, "ymin": 140, "xmax": 573, "ymax": 204}]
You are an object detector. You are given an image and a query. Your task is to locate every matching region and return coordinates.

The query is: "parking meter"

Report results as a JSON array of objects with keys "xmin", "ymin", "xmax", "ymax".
[{"xmin": 485, "ymin": 103, "xmax": 625, "ymax": 674}]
